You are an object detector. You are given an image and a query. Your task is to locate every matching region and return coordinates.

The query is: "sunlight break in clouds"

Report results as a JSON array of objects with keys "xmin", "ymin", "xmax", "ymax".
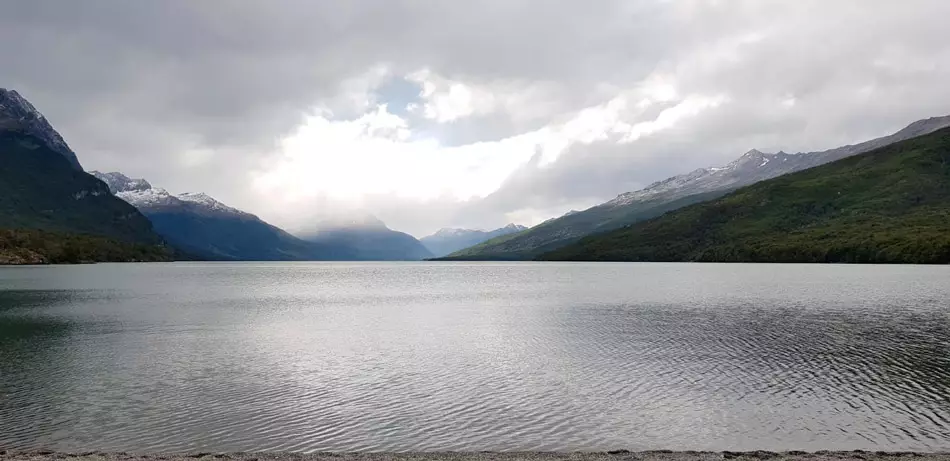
[{"xmin": 253, "ymin": 74, "xmax": 725, "ymax": 214}]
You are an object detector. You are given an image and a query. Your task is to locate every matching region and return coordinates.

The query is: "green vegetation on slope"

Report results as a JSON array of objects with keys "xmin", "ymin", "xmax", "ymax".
[
  {"xmin": 0, "ymin": 228, "xmax": 173, "ymax": 264},
  {"xmin": 539, "ymin": 127, "xmax": 950, "ymax": 264},
  {"xmin": 438, "ymin": 190, "xmax": 731, "ymax": 260}
]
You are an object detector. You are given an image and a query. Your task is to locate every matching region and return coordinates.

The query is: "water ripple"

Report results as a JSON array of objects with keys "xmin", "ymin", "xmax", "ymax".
[{"xmin": 1, "ymin": 263, "xmax": 950, "ymax": 452}]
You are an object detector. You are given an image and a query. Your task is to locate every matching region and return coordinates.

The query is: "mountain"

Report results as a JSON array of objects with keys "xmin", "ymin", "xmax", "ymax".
[
  {"xmin": 540, "ymin": 127, "xmax": 950, "ymax": 263},
  {"xmin": 92, "ymin": 171, "xmax": 355, "ymax": 261},
  {"xmin": 420, "ymin": 224, "xmax": 527, "ymax": 257},
  {"xmin": 298, "ymin": 216, "xmax": 433, "ymax": 261},
  {"xmin": 0, "ymin": 89, "xmax": 172, "ymax": 263},
  {"xmin": 0, "ymin": 89, "xmax": 82, "ymax": 170},
  {"xmin": 443, "ymin": 115, "xmax": 950, "ymax": 260}
]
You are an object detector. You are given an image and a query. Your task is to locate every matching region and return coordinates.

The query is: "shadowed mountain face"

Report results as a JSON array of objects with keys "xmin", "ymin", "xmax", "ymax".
[
  {"xmin": 92, "ymin": 171, "xmax": 356, "ymax": 261},
  {"xmin": 541, "ymin": 127, "xmax": 950, "ymax": 263},
  {"xmin": 444, "ymin": 115, "xmax": 950, "ymax": 260},
  {"xmin": 420, "ymin": 224, "xmax": 527, "ymax": 258},
  {"xmin": 0, "ymin": 89, "xmax": 171, "ymax": 263},
  {"xmin": 0, "ymin": 135, "xmax": 160, "ymax": 244},
  {"xmin": 0, "ymin": 95, "xmax": 162, "ymax": 245},
  {"xmin": 297, "ymin": 216, "xmax": 434, "ymax": 261}
]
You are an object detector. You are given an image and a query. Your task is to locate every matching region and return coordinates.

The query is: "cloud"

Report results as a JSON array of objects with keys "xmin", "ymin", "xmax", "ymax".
[
  {"xmin": 2, "ymin": 0, "xmax": 949, "ymax": 236},
  {"xmin": 250, "ymin": 79, "xmax": 725, "ymax": 233}
]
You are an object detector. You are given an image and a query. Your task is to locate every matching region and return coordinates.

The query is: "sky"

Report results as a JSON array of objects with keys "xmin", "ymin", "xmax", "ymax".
[{"xmin": 1, "ymin": 0, "xmax": 949, "ymax": 237}]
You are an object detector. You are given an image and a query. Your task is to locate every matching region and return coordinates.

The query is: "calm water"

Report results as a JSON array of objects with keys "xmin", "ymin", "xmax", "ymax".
[{"xmin": 1, "ymin": 262, "xmax": 949, "ymax": 453}]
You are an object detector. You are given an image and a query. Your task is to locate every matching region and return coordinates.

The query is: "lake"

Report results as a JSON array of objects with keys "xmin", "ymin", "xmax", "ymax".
[{"xmin": 1, "ymin": 262, "xmax": 949, "ymax": 453}]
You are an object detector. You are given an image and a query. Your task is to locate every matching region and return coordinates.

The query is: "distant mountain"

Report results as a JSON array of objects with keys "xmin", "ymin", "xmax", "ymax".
[
  {"xmin": 540, "ymin": 127, "xmax": 950, "ymax": 263},
  {"xmin": 92, "ymin": 171, "xmax": 355, "ymax": 261},
  {"xmin": 297, "ymin": 216, "xmax": 433, "ymax": 261},
  {"xmin": 420, "ymin": 224, "xmax": 527, "ymax": 257},
  {"xmin": 0, "ymin": 89, "xmax": 171, "ymax": 263},
  {"xmin": 442, "ymin": 115, "xmax": 950, "ymax": 260}
]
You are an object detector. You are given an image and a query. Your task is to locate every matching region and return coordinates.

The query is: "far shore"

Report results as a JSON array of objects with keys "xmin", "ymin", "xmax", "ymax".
[{"xmin": 2, "ymin": 451, "xmax": 948, "ymax": 461}]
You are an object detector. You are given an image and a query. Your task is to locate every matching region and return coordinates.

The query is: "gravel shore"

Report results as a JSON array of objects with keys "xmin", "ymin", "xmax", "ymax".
[{"xmin": 2, "ymin": 452, "xmax": 948, "ymax": 461}]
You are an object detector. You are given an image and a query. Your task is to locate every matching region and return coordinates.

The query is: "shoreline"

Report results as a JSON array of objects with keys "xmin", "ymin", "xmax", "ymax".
[{"xmin": 3, "ymin": 452, "xmax": 949, "ymax": 461}]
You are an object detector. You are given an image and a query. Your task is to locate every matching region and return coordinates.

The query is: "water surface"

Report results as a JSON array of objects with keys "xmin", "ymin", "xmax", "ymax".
[{"xmin": 1, "ymin": 262, "xmax": 949, "ymax": 452}]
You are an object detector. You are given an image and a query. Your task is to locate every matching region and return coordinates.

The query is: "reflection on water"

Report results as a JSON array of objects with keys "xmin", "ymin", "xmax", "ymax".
[{"xmin": 0, "ymin": 262, "xmax": 949, "ymax": 453}]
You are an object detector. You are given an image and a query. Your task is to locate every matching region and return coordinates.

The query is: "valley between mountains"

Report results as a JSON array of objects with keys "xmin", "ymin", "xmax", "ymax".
[{"xmin": 2, "ymin": 87, "xmax": 949, "ymax": 264}]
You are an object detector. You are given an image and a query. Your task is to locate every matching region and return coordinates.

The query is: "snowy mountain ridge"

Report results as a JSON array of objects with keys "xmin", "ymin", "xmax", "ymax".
[
  {"xmin": 91, "ymin": 171, "xmax": 251, "ymax": 218},
  {"xmin": 606, "ymin": 116, "xmax": 950, "ymax": 208},
  {"xmin": 177, "ymin": 192, "xmax": 244, "ymax": 215}
]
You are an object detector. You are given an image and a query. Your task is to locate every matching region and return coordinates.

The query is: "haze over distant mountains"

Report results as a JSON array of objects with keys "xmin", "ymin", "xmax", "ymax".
[
  {"xmin": 442, "ymin": 115, "xmax": 950, "ymax": 260},
  {"xmin": 420, "ymin": 224, "xmax": 527, "ymax": 258},
  {"xmin": 296, "ymin": 215, "xmax": 433, "ymax": 261}
]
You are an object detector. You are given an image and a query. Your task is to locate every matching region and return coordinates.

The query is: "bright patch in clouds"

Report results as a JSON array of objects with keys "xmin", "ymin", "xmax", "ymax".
[
  {"xmin": 407, "ymin": 69, "xmax": 498, "ymax": 123},
  {"xmin": 254, "ymin": 72, "xmax": 725, "ymax": 214},
  {"xmin": 254, "ymin": 104, "xmax": 541, "ymax": 203}
]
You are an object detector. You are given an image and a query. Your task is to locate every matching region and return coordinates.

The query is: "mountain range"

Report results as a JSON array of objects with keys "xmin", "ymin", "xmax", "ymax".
[
  {"xmin": 1, "ymin": 88, "xmax": 434, "ymax": 263},
  {"xmin": 442, "ymin": 115, "xmax": 950, "ymax": 260},
  {"xmin": 90, "ymin": 171, "xmax": 354, "ymax": 261},
  {"xmin": 541, "ymin": 126, "xmax": 950, "ymax": 263},
  {"xmin": 5, "ymin": 86, "xmax": 950, "ymax": 265},
  {"xmin": 92, "ymin": 172, "xmax": 435, "ymax": 261},
  {"xmin": 420, "ymin": 224, "xmax": 527, "ymax": 257}
]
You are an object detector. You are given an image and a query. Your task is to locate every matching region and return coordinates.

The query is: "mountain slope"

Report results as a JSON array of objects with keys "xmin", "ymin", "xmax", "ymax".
[
  {"xmin": 540, "ymin": 127, "xmax": 950, "ymax": 263},
  {"xmin": 298, "ymin": 217, "xmax": 433, "ymax": 261},
  {"xmin": 420, "ymin": 224, "xmax": 527, "ymax": 257},
  {"xmin": 0, "ymin": 90, "xmax": 172, "ymax": 263},
  {"xmin": 445, "ymin": 115, "xmax": 950, "ymax": 260},
  {"xmin": 0, "ymin": 133, "xmax": 160, "ymax": 244},
  {"xmin": 442, "ymin": 191, "xmax": 731, "ymax": 260},
  {"xmin": 92, "ymin": 172, "xmax": 355, "ymax": 261}
]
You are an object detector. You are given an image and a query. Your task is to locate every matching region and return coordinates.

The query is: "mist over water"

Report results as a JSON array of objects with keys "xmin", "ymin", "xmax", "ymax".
[{"xmin": 1, "ymin": 262, "xmax": 949, "ymax": 453}]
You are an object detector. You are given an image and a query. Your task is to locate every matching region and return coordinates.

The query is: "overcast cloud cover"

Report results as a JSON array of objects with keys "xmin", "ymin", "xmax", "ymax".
[{"xmin": 2, "ymin": 0, "xmax": 949, "ymax": 236}]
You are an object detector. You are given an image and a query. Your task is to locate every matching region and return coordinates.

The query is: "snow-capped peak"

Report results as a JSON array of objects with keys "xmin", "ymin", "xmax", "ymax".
[
  {"xmin": 90, "ymin": 171, "xmax": 152, "ymax": 194},
  {"xmin": 90, "ymin": 171, "xmax": 252, "ymax": 216},
  {"xmin": 726, "ymin": 148, "xmax": 767, "ymax": 167},
  {"xmin": 89, "ymin": 171, "xmax": 176, "ymax": 208},
  {"xmin": 116, "ymin": 187, "xmax": 180, "ymax": 208},
  {"xmin": 607, "ymin": 168, "xmax": 711, "ymax": 206},
  {"xmin": 0, "ymin": 89, "xmax": 41, "ymax": 118},
  {"xmin": 177, "ymin": 192, "xmax": 243, "ymax": 214},
  {"xmin": 0, "ymin": 88, "xmax": 83, "ymax": 170}
]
